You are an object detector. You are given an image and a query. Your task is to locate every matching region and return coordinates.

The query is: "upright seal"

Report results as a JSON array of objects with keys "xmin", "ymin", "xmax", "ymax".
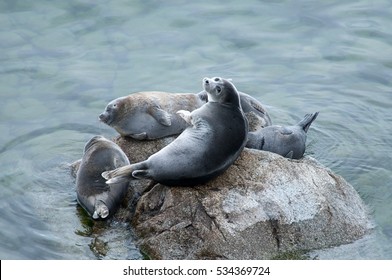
[
  {"xmin": 76, "ymin": 136, "xmax": 130, "ymax": 219},
  {"xmin": 99, "ymin": 89, "xmax": 271, "ymax": 140},
  {"xmin": 102, "ymin": 77, "xmax": 248, "ymax": 186},
  {"xmin": 246, "ymin": 112, "xmax": 319, "ymax": 159}
]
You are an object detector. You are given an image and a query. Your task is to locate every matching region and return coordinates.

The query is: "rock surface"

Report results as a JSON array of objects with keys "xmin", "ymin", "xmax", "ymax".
[{"xmin": 114, "ymin": 136, "xmax": 372, "ymax": 260}]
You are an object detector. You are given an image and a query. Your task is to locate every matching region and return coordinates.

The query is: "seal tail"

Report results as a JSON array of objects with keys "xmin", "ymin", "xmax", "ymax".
[
  {"xmin": 298, "ymin": 112, "xmax": 319, "ymax": 133},
  {"xmin": 102, "ymin": 165, "xmax": 133, "ymax": 185}
]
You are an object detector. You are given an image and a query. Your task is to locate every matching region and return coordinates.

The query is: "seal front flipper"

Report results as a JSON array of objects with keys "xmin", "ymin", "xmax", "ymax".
[
  {"xmin": 176, "ymin": 110, "xmax": 192, "ymax": 125},
  {"xmin": 130, "ymin": 132, "xmax": 148, "ymax": 140},
  {"xmin": 149, "ymin": 106, "xmax": 172, "ymax": 127}
]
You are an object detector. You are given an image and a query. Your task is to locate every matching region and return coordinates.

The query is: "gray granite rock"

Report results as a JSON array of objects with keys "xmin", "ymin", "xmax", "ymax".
[{"xmin": 114, "ymin": 137, "xmax": 372, "ymax": 259}]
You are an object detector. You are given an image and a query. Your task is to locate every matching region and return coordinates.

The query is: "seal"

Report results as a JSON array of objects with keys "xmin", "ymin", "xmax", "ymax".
[
  {"xmin": 99, "ymin": 91, "xmax": 207, "ymax": 140},
  {"xmin": 102, "ymin": 77, "xmax": 248, "ymax": 186},
  {"xmin": 99, "ymin": 89, "xmax": 271, "ymax": 140},
  {"xmin": 76, "ymin": 135, "xmax": 130, "ymax": 219},
  {"xmin": 246, "ymin": 112, "xmax": 319, "ymax": 159},
  {"xmin": 197, "ymin": 89, "xmax": 272, "ymax": 131},
  {"xmin": 238, "ymin": 91, "xmax": 272, "ymax": 130}
]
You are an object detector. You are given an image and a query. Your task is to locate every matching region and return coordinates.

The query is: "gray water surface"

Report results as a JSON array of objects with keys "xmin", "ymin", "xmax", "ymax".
[{"xmin": 1, "ymin": 0, "xmax": 391, "ymax": 259}]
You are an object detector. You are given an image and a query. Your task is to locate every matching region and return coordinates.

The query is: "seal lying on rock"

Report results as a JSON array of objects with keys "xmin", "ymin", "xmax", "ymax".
[
  {"xmin": 76, "ymin": 136, "xmax": 130, "ymax": 219},
  {"xmin": 99, "ymin": 91, "xmax": 207, "ymax": 140},
  {"xmin": 246, "ymin": 112, "xmax": 319, "ymax": 159},
  {"xmin": 99, "ymin": 89, "xmax": 270, "ymax": 140},
  {"xmin": 102, "ymin": 77, "xmax": 248, "ymax": 186}
]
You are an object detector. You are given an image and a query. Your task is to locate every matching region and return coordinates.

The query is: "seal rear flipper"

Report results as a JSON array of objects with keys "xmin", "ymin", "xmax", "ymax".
[
  {"xmin": 93, "ymin": 200, "xmax": 109, "ymax": 219},
  {"xmin": 176, "ymin": 110, "xmax": 192, "ymax": 124},
  {"xmin": 298, "ymin": 112, "xmax": 319, "ymax": 132},
  {"xmin": 132, "ymin": 170, "xmax": 152, "ymax": 180}
]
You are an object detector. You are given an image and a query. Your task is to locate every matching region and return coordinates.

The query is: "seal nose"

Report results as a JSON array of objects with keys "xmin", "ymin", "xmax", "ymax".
[{"xmin": 99, "ymin": 113, "xmax": 105, "ymax": 121}]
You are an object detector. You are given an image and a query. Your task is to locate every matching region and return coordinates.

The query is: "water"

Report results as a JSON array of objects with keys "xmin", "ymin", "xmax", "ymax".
[{"xmin": 0, "ymin": 0, "xmax": 391, "ymax": 259}]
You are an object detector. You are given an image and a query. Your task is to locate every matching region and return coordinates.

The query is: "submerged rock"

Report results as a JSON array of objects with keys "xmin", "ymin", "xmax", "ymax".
[{"xmin": 114, "ymin": 137, "xmax": 372, "ymax": 260}]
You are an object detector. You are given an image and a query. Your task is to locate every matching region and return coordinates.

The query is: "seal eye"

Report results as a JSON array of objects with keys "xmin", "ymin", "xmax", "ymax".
[
  {"xmin": 216, "ymin": 86, "xmax": 222, "ymax": 94},
  {"xmin": 214, "ymin": 77, "xmax": 220, "ymax": 82}
]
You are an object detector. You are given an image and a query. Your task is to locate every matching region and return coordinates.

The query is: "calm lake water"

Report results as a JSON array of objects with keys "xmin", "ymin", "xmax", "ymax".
[{"xmin": 0, "ymin": 0, "xmax": 391, "ymax": 259}]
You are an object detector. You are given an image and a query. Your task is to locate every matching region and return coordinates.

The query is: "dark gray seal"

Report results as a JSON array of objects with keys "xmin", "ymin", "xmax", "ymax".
[
  {"xmin": 102, "ymin": 77, "xmax": 248, "ymax": 186},
  {"xmin": 99, "ymin": 91, "xmax": 207, "ymax": 140},
  {"xmin": 76, "ymin": 136, "xmax": 130, "ymax": 219},
  {"xmin": 246, "ymin": 112, "xmax": 319, "ymax": 159},
  {"xmin": 197, "ymin": 90, "xmax": 272, "ymax": 130}
]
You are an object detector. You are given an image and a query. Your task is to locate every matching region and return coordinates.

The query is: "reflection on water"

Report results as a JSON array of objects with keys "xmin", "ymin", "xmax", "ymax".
[{"xmin": 1, "ymin": 0, "xmax": 392, "ymax": 259}]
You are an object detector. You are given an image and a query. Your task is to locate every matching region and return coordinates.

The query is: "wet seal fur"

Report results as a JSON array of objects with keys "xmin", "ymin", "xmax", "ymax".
[
  {"xmin": 76, "ymin": 136, "xmax": 130, "ymax": 219},
  {"xmin": 246, "ymin": 112, "xmax": 319, "ymax": 159},
  {"xmin": 102, "ymin": 77, "xmax": 248, "ymax": 186}
]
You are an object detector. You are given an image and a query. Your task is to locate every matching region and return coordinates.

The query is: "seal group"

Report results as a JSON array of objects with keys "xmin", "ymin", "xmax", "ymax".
[
  {"xmin": 102, "ymin": 77, "xmax": 248, "ymax": 186},
  {"xmin": 74, "ymin": 76, "xmax": 319, "ymax": 220}
]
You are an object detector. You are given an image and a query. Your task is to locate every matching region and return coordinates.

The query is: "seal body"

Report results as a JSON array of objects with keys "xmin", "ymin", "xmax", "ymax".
[
  {"xmin": 238, "ymin": 91, "xmax": 272, "ymax": 130},
  {"xmin": 76, "ymin": 136, "xmax": 130, "ymax": 219},
  {"xmin": 99, "ymin": 91, "xmax": 207, "ymax": 140},
  {"xmin": 102, "ymin": 77, "xmax": 248, "ymax": 186},
  {"xmin": 246, "ymin": 112, "xmax": 319, "ymax": 159},
  {"xmin": 100, "ymin": 90, "xmax": 270, "ymax": 140}
]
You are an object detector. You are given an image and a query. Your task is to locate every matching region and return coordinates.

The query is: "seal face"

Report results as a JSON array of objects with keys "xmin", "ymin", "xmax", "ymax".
[
  {"xmin": 246, "ymin": 112, "xmax": 319, "ymax": 159},
  {"xmin": 102, "ymin": 77, "xmax": 248, "ymax": 187},
  {"xmin": 76, "ymin": 136, "xmax": 130, "ymax": 219},
  {"xmin": 99, "ymin": 92, "xmax": 207, "ymax": 140}
]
